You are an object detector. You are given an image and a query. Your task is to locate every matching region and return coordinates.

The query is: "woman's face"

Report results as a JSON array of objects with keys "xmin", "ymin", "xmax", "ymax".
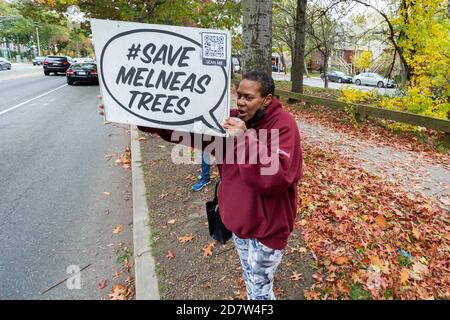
[{"xmin": 236, "ymin": 79, "xmax": 272, "ymax": 123}]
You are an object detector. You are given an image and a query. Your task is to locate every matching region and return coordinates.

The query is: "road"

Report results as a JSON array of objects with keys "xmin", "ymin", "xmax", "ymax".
[
  {"xmin": 272, "ymin": 72, "xmax": 397, "ymax": 96},
  {"xmin": 0, "ymin": 64, "xmax": 133, "ymax": 299}
]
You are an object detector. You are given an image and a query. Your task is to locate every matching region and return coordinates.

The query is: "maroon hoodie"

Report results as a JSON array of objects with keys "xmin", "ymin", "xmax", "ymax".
[{"xmin": 138, "ymin": 98, "xmax": 302, "ymax": 250}]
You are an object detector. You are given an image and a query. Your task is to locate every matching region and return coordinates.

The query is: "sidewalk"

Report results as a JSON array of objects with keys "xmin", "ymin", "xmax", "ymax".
[{"xmin": 132, "ymin": 94, "xmax": 449, "ymax": 300}]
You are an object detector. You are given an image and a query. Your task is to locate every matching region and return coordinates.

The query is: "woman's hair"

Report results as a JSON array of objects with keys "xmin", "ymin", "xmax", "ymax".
[{"xmin": 242, "ymin": 70, "xmax": 275, "ymax": 97}]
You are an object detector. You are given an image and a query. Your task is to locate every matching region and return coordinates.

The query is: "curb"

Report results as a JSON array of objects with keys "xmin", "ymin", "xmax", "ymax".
[{"xmin": 130, "ymin": 126, "xmax": 160, "ymax": 300}]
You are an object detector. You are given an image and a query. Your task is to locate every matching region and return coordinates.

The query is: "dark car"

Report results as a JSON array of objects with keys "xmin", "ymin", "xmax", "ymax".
[
  {"xmin": 43, "ymin": 56, "xmax": 72, "ymax": 75},
  {"xmin": 32, "ymin": 56, "xmax": 46, "ymax": 66},
  {"xmin": 320, "ymin": 70, "xmax": 353, "ymax": 83},
  {"xmin": 66, "ymin": 62, "xmax": 98, "ymax": 85},
  {"xmin": 0, "ymin": 57, "xmax": 11, "ymax": 70}
]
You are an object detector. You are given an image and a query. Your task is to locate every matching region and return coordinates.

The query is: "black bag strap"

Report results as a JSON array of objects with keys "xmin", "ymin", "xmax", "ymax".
[
  {"xmin": 213, "ymin": 176, "xmax": 221, "ymax": 197},
  {"xmin": 213, "ymin": 179, "xmax": 220, "ymax": 202}
]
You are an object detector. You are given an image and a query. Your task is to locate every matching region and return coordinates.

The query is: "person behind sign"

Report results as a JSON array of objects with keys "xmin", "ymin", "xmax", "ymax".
[
  {"xmin": 191, "ymin": 152, "xmax": 211, "ymax": 192},
  {"xmin": 99, "ymin": 71, "xmax": 302, "ymax": 300}
]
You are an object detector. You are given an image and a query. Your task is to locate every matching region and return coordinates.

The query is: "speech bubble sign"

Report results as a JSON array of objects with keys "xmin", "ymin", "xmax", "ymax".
[{"xmin": 90, "ymin": 19, "xmax": 231, "ymax": 136}]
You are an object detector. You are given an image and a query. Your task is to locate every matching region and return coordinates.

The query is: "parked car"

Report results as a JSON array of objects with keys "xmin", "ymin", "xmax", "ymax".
[
  {"xmin": 0, "ymin": 57, "xmax": 11, "ymax": 70},
  {"xmin": 43, "ymin": 56, "xmax": 73, "ymax": 75},
  {"xmin": 66, "ymin": 62, "xmax": 98, "ymax": 85},
  {"xmin": 32, "ymin": 56, "xmax": 46, "ymax": 66},
  {"xmin": 320, "ymin": 70, "xmax": 353, "ymax": 83},
  {"xmin": 352, "ymin": 72, "xmax": 395, "ymax": 88},
  {"xmin": 73, "ymin": 57, "xmax": 95, "ymax": 63},
  {"xmin": 82, "ymin": 57, "xmax": 95, "ymax": 63}
]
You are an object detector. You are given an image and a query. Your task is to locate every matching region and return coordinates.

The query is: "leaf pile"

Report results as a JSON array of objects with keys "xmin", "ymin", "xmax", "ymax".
[
  {"xmin": 299, "ymin": 144, "xmax": 449, "ymax": 299},
  {"xmin": 284, "ymin": 100, "xmax": 449, "ymax": 159}
]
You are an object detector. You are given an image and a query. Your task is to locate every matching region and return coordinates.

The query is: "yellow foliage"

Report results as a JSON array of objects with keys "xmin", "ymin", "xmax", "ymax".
[
  {"xmin": 354, "ymin": 51, "xmax": 372, "ymax": 71},
  {"xmin": 340, "ymin": 87, "xmax": 374, "ymax": 104},
  {"xmin": 381, "ymin": 0, "xmax": 450, "ymax": 120}
]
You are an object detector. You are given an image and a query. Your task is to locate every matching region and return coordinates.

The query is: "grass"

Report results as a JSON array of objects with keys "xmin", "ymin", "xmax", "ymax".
[{"xmin": 116, "ymin": 248, "xmax": 130, "ymax": 264}]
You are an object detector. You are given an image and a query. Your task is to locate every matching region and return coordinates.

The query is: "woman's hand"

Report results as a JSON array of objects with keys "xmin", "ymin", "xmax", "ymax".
[{"xmin": 223, "ymin": 117, "xmax": 246, "ymax": 137}]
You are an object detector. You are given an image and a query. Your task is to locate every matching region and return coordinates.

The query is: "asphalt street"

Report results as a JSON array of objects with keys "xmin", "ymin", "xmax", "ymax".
[
  {"xmin": 272, "ymin": 72, "xmax": 398, "ymax": 96},
  {"xmin": 0, "ymin": 64, "xmax": 133, "ymax": 299}
]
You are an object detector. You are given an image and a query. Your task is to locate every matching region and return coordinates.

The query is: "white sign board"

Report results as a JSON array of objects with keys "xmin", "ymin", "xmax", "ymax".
[{"xmin": 90, "ymin": 19, "xmax": 231, "ymax": 136}]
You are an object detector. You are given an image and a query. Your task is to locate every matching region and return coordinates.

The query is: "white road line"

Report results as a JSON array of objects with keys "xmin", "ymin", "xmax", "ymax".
[{"xmin": 0, "ymin": 84, "xmax": 68, "ymax": 116}]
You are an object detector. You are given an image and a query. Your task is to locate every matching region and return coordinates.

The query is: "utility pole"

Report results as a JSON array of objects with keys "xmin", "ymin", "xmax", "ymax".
[{"xmin": 34, "ymin": 20, "xmax": 41, "ymax": 56}]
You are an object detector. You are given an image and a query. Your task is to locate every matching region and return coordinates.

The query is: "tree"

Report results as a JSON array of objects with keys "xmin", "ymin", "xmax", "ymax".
[
  {"xmin": 272, "ymin": 0, "xmax": 320, "ymax": 78},
  {"xmin": 306, "ymin": 0, "xmax": 353, "ymax": 88},
  {"xmin": 241, "ymin": 0, "xmax": 273, "ymax": 74},
  {"xmin": 354, "ymin": 50, "xmax": 372, "ymax": 72},
  {"xmin": 17, "ymin": 0, "xmax": 243, "ymax": 55},
  {"xmin": 272, "ymin": 0, "xmax": 296, "ymax": 68},
  {"xmin": 346, "ymin": 0, "xmax": 449, "ymax": 118},
  {"xmin": 291, "ymin": 0, "xmax": 307, "ymax": 93}
]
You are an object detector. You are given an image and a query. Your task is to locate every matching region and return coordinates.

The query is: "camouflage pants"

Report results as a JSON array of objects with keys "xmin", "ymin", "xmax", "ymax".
[{"xmin": 232, "ymin": 233, "xmax": 283, "ymax": 300}]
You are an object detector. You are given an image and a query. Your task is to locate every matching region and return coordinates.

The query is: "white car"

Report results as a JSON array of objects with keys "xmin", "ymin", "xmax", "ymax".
[
  {"xmin": 353, "ymin": 72, "xmax": 395, "ymax": 88},
  {"xmin": 0, "ymin": 57, "xmax": 11, "ymax": 70}
]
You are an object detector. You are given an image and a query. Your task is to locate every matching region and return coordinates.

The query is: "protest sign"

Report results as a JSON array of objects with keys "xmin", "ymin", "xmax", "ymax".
[{"xmin": 90, "ymin": 19, "xmax": 231, "ymax": 136}]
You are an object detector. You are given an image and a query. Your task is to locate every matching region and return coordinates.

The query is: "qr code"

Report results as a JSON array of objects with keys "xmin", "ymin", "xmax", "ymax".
[{"xmin": 202, "ymin": 33, "xmax": 226, "ymax": 60}]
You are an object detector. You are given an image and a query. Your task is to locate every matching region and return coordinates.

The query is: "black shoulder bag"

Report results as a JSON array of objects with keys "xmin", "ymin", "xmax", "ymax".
[{"xmin": 205, "ymin": 181, "xmax": 232, "ymax": 245}]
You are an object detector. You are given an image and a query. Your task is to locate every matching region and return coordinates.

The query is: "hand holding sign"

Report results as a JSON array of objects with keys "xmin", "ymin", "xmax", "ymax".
[
  {"xmin": 223, "ymin": 117, "xmax": 246, "ymax": 137},
  {"xmin": 91, "ymin": 19, "xmax": 231, "ymax": 136}
]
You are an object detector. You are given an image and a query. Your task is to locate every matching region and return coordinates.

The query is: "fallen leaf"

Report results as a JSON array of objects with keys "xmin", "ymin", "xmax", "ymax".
[
  {"xmin": 400, "ymin": 268, "xmax": 410, "ymax": 284},
  {"xmin": 298, "ymin": 247, "xmax": 307, "ymax": 254},
  {"xmin": 234, "ymin": 288, "xmax": 247, "ymax": 300},
  {"xmin": 159, "ymin": 193, "xmax": 168, "ymax": 199},
  {"xmin": 109, "ymin": 284, "xmax": 127, "ymax": 300},
  {"xmin": 304, "ymin": 290, "xmax": 321, "ymax": 300},
  {"xmin": 312, "ymin": 272, "xmax": 323, "ymax": 282},
  {"xmin": 412, "ymin": 227, "xmax": 422, "ymax": 240},
  {"xmin": 112, "ymin": 272, "xmax": 121, "ymax": 280},
  {"xmin": 167, "ymin": 219, "xmax": 176, "ymax": 224},
  {"xmin": 112, "ymin": 225, "xmax": 123, "ymax": 234},
  {"xmin": 369, "ymin": 255, "xmax": 383, "ymax": 268},
  {"xmin": 166, "ymin": 250, "xmax": 175, "ymax": 260},
  {"xmin": 98, "ymin": 280, "xmax": 107, "ymax": 289},
  {"xmin": 103, "ymin": 192, "xmax": 111, "ymax": 196},
  {"xmin": 202, "ymin": 241, "xmax": 216, "ymax": 257},
  {"xmin": 274, "ymin": 288, "xmax": 284, "ymax": 298},
  {"xmin": 290, "ymin": 271, "xmax": 303, "ymax": 281},
  {"xmin": 234, "ymin": 277, "xmax": 247, "ymax": 300},
  {"xmin": 410, "ymin": 260, "xmax": 429, "ymax": 280},
  {"xmin": 178, "ymin": 235, "xmax": 194, "ymax": 244},
  {"xmin": 335, "ymin": 256, "xmax": 349, "ymax": 265},
  {"xmin": 374, "ymin": 215, "xmax": 389, "ymax": 230}
]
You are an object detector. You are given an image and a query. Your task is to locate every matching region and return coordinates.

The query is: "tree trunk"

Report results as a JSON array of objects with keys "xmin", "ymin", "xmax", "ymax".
[
  {"xmin": 242, "ymin": 0, "xmax": 273, "ymax": 75},
  {"xmin": 323, "ymin": 51, "xmax": 329, "ymax": 88},
  {"xmin": 447, "ymin": 0, "xmax": 450, "ymax": 19},
  {"xmin": 291, "ymin": 0, "xmax": 307, "ymax": 93}
]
